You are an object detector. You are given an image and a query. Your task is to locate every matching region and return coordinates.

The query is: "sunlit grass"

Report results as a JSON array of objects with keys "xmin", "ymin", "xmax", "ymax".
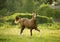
[{"xmin": 0, "ymin": 28, "xmax": 60, "ymax": 42}]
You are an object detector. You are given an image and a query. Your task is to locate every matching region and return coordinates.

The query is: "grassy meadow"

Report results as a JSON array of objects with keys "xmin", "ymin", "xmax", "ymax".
[{"xmin": 0, "ymin": 13, "xmax": 60, "ymax": 42}]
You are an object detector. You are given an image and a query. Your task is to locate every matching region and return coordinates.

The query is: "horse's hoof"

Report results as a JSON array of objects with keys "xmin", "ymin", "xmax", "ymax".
[{"xmin": 40, "ymin": 31, "xmax": 42, "ymax": 38}]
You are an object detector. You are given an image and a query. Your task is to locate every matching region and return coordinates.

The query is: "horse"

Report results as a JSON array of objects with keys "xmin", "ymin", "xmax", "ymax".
[{"xmin": 14, "ymin": 12, "xmax": 40, "ymax": 36}]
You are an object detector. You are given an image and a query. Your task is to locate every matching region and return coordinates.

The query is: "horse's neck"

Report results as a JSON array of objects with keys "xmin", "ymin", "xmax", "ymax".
[{"xmin": 31, "ymin": 16, "xmax": 36, "ymax": 23}]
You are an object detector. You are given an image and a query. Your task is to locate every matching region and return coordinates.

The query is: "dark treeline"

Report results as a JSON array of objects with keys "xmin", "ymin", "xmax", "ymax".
[
  {"xmin": 0, "ymin": 0, "xmax": 60, "ymax": 18},
  {"xmin": 0, "ymin": 0, "xmax": 57, "ymax": 12}
]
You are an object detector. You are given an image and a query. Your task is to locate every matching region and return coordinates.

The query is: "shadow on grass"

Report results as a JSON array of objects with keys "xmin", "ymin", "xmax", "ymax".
[
  {"xmin": 0, "ymin": 38, "xmax": 10, "ymax": 42},
  {"xmin": 0, "ymin": 35, "xmax": 10, "ymax": 42}
]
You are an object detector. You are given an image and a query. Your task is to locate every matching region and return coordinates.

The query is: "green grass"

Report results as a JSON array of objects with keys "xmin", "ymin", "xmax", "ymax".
[
  {"xmin": 0, "ymin": 28, "xmax": 60, "ymax": 42},
  {"xmin": 0, "ymin": 35, "xmax": 60, "ymax": 42}
]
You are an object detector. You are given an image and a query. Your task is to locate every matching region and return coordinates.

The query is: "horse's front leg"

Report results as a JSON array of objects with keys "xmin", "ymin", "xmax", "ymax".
[{"xmin": 30, "ymin": 29, "xmax": 32, "ymax": 36}]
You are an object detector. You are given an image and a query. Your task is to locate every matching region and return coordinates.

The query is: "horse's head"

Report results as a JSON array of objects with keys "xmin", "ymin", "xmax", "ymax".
[
  {"xmin": 14, "ymin": 16, "xmax": 21, "ymax": 24},
  {"xmin": 32, "ymin": 11, "xmax": 37, "ymax": 19}
]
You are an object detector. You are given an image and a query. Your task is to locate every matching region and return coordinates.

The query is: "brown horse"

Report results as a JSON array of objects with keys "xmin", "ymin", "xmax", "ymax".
[{"xmin": 14, "ymin": 12, "xmax": 40, "ymax": 36}]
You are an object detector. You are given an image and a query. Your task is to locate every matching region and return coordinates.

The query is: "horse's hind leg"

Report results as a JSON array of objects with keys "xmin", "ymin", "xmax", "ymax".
[
  {"xmin": 35, "ymin": 28, "xmax": 42, "ymax": 37},
  {"xmin": 20, "ymin": 26, "xmax": 25, "ymax": 35},
  {"xmin": 35, "ymin": 28, "xmax": 40, "ymax": 32}
]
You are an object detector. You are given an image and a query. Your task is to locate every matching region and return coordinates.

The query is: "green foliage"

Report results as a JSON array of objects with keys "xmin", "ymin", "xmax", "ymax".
[
  {"xmin": 5, "ymin": 0, "xmax": 36, "ymax": 13},
  {"xmin": 37, "ymin": 4, "xmax": 55, "ymax": 17},
  {"xmin": 38, "ymin": 22, "xmax": 60, "ymax": 30},
  {"xmin": 55, "ymin": 9, "xmax": 60, "ymax": 19},
  {"xmin": 0, "ymin": 0, "xmax": 6, "ymax": 10},
  {"xmin": 6, "ymin": 0, "xmax": 15, "ymax": 12},
  {"xmin": 0, "ymin": 8, "xmax": 8, "ymax": 16},
  {"xmin": 37, "ymin": 16, "xmax": 54, "ymax": 23},
  {"xmin": 0, "ymin": 0, "xmax": 60, "ymax": 19},
  {"xmin": 37, "ymin": 3, "xmax": 60, "ymax": 19},
  {"xmin": 21, "ymin": 0, "xmax": 35, "ymax": 13}
]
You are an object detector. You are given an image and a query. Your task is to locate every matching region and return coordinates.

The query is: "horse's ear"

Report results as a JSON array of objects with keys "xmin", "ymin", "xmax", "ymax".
[{"xmin": 16, "ymin": 16, "xmax": 21, "ymax": 20}]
